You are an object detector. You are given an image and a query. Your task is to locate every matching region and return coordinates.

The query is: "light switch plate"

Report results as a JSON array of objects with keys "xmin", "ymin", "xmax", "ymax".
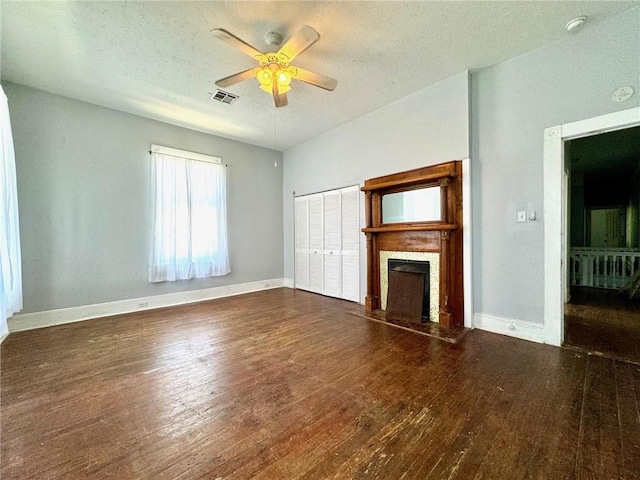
[{"xmin": 517, "ymin": 211, "xmax": 526, "ymax": 222}]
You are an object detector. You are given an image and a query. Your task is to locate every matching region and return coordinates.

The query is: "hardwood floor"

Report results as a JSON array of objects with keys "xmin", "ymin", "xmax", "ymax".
[
  {"xmin": 2, "ymin": 288, "xmax": 640, "ymax": 479},
  {"xmin": 565, "ymin": 287, "xmax": 640, "ymax": 364},
  {"xmin": 346, "ymin": 307, "xmax": 469, "ymax": 343}
]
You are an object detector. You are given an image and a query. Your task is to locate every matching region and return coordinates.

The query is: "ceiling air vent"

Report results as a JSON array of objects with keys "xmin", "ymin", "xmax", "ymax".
[{"xmin": 209, "ymin": 89, "xmax": 239, "ymax": 105}]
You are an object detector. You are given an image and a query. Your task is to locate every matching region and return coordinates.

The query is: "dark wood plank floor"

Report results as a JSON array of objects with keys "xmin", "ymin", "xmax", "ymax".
[
  {"xmin": 2, "ymin": 288, "xmax": 640, "ymax": 479},
  {"xmin": 565, "ymin": 287, "xmax": 640, "ymax": 364}
]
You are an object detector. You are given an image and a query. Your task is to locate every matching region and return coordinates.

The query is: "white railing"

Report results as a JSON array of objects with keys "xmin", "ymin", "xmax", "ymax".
[{"xmin": 569, "ymin": 248, "xmax": 640, "ymax": 289}]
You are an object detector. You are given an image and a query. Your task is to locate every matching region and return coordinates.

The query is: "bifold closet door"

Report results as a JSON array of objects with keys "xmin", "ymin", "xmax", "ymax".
[
  {"xmin": 323, "ymin": 190, "xmax": 341, "ymax": 297},
  {"xmin": 341, "ymin": 186, "xmax": 360, "ymax": 302},
  {"xmin": 308, "ymin": 193, "xmax": 324, "ymax": 294},
  {"xmin": 294, "ymin": 186, "xmax": 359, "ymax": 303}
]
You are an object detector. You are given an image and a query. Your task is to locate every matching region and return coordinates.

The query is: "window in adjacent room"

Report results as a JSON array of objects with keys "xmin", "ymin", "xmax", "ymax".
[{"xmin": 148, "ymin": 145, "xmax": 230, "ymax": 282}]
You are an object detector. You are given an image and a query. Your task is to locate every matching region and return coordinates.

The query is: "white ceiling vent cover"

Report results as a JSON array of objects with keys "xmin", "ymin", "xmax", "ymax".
[{"xmin": 209, "ymin": 89, "xmax": 239, "ymax": 104}]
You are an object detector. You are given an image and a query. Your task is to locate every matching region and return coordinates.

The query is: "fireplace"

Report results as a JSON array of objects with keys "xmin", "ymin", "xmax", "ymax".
[
  {"xmin": 388, "ymin": 259, "xmax": 431, "ymax": 323},
  {"xmin": 362, "ymin": 161, "xmax": 464, "ymax": 327}
]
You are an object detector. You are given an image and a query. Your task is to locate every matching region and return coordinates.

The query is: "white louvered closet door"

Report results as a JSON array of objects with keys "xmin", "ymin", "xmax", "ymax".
[
  {"xmin": 294, "ymin": 186, "xmax": 359, "ymax": 303},
  {"xmin": 340, "ymin": 186, "xmax": 360, "ymax": 302},
  {"xmin": 294, "ymin": 197, "xmax": 309, "ymax": 290},
  {"xmin": 323, "ymin": 190, "xmax": 342, "ymax": 297},
  {"xmin": 308, "ymin": 194, "xmax": 324, "ymax": 294}
]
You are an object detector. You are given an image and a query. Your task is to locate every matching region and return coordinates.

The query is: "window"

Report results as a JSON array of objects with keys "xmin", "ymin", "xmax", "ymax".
[
  {"xmin": 0, "ymin": 86, "xmax": 22, "ymax": 336},
  {"xmin": 148, "ymin": 146, "xmax": 230, "ymax": 282}
]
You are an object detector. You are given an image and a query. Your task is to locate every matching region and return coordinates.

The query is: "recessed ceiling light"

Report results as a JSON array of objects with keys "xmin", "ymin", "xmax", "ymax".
[{"xmin": 566, "ymin": 16, "xmax": 587, "ymax": 32}]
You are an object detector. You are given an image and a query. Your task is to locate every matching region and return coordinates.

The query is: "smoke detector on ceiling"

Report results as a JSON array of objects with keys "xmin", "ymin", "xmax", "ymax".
[
  {"xmin": 611, "ymin": 86, "xmax": 634, "ymax": 103},
  {"xmin": 565, "ymin": 16, "xmax": 587, "ymax": 32}
]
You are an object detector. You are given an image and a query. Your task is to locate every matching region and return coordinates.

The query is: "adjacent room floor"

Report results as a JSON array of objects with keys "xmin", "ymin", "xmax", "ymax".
[
  {"xmin": 565, "ymin": 286, "xmax": 640, "ymax": 364},
  {"xmin": 2, "ymin": 288, "xmax": 640, "ymax": 479}
]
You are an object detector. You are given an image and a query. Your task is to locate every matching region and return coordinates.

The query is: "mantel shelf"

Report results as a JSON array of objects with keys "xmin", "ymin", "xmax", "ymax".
[
  {"xmin": 360, "ymin": 171, "xmax": 458, "ymax": 192},
  {"xmin": 362, "ymin": 224, "xmax": 458, "ymax": 233}
]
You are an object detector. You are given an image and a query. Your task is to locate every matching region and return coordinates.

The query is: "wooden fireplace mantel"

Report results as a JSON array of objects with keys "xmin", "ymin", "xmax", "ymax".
[
  {"xmin": 361, "ymin": 161, "xmax": 464, "ymax": 328},
  {"xmin": 362, "ymin": 224, "xmax": 458, "ymax": 234}
]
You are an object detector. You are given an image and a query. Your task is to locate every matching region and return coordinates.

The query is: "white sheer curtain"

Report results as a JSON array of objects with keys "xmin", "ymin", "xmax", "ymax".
[
  {"xmin": 149, "ymin": 152, "xmax": 230, "ymax": 282},
  {"xmin": 0, "ymin": 86, "xmax": 23, "ymax": 337}
]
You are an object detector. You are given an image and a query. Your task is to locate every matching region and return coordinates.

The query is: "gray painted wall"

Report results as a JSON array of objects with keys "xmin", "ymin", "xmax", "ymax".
[
  {"xmin": 6, "ymin": 82, "xmax": 283, "ymax": 314},
  {"xmin": 283, "ymin": 71, "xmax": 470, "ymax": 302},
  {"xmin": 471, "ymin": 8, "xmax": 639, "ymax": 323}
]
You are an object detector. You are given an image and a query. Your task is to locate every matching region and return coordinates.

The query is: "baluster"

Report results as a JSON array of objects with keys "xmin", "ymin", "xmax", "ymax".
[
  {"xmin": 619, "ymin": 254, "xmax": 624, "ymax": 287},
  {"xmin": 577, "ymin": 254, "xmax": 581, "ymax": 285},
  {"xmin": 584, "ymin": 254, "xmax": 588, "ymax": 287},
  {"xmin": 612, "ymin": 253, "xmax": 616, "ymax": 287}
]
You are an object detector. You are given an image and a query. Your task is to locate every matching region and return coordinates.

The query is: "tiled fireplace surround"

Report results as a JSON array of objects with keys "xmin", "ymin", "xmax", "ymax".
[{"xmin": 380, "ymin": 251, "xmax": 440, "ymax": 323}]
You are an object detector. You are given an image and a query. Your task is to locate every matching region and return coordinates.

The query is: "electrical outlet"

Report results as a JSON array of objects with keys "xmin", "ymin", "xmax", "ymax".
[{"xmin": 517, "ymin": 211, "xmax": 526, "ymax": 223}]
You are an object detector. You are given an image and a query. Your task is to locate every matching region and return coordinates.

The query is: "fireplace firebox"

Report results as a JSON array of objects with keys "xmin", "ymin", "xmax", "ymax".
[{"xmin": 388, "ymin": 259, "xmax": 431, "ymax": 323}]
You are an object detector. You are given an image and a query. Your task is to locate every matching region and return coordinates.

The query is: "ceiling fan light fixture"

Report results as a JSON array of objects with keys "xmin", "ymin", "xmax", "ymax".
[
  {"xmin": 213, "ymin": 25, "xmax": 336, "ymax": 107},
  {"xmin": 277, "ymin": 70, "xmax": 292, "ymax": 87},
  {"xmin": 257, "ymin": 67, "xmax": 292, "ymax": 94},
  {"xmin": 257, "ymin": 68, "xmax": 274, "ymax": 93},
  {"xmin": 257, "ymin": 68, "xmax": 272, "ymax": 85}
]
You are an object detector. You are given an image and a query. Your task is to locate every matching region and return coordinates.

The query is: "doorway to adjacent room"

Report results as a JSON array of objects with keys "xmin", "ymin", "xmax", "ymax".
[{"xmin": 564, "ymin": 126, "xmax": 640, "ymax": 362}]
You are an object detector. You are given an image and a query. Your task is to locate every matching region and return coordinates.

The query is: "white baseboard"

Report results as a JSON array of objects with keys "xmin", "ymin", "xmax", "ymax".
[
  {"xmin": 284, "ymin": 278, "xmax": 294, "ymax": 288},
  {"xmin": 8, "ymin": 278, "xmax": 285, "ymax": 333},
  {"xmin": 474, "ymin": 313, "xmax": 546, "ymax": 344}
]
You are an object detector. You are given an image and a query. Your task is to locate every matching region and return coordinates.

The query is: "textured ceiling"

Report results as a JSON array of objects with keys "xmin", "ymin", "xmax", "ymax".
[{"xmin": 1, "ymin": 1, "xmax": 636, "ymax": 151}]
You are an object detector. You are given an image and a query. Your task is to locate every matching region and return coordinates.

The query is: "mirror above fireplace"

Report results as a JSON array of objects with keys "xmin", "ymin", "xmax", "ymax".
[{"xmin": 381, "ymin": 186, "xmax": 442, "ymax": 224}]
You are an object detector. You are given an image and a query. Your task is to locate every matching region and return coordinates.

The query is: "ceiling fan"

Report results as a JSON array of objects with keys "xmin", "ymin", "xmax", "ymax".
[{"xmin": 211, "ymin": 25, "xmax": 337, "ymax": 108}]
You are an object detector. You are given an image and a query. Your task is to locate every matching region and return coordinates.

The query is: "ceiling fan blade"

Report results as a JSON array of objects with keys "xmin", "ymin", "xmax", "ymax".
[
  {"xmin": 278, "ymin": 25, "xmax": 320, "ymax": 62},
  {"xmin": 215, "ymin": 68, "xmax": 260, "ymax": 88},
  {"xmin": 211, "ymin": 28, "xmax": 264, "ymax": 59},
  {"xmin": 292, "ymin": 67, "xmax": 337, "ymax": 91},
  {"xmin": 273, "ymin": 82, "xmax": 288, "ymax": 108}
]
